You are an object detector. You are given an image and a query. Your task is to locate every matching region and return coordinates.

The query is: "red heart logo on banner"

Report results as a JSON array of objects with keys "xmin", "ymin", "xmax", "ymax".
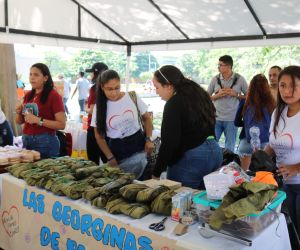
[{"xmin": 1, "ymin": 205, "xmax": 19, "ymax": 237}]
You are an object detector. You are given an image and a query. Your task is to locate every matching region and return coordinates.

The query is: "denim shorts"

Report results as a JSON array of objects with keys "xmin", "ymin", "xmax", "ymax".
[
  {"xmin": 22, "ymin": 133, "xmax": 60, "ymax": 159},
  {"xmin": 237, "ymin": 138, "xmax": 268, "ymax": 156}
]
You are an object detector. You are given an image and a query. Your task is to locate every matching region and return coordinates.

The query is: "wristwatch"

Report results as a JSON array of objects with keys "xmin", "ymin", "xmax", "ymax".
[
  {"xmin": 145, "ymin": 136, "xmax": 152, "ymax": 142},
  {"xmin": 38, "ymin": 117, "xmax": 44, "ymax": 126}
]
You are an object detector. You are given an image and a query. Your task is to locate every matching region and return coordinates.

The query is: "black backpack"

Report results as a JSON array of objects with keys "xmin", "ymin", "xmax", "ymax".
[
  {"xmin": 215, "ymin": 73, "xmax": 240, "ymax": 94},
  {"xmin": 56, "ymin": 131, "xmax": 68, "ymax": 157}
]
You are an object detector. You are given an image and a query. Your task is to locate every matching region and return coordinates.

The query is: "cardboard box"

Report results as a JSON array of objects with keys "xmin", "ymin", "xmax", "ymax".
[{"xmin": 141, "ymin": 179, "xmax": 182, "ymax": 190}]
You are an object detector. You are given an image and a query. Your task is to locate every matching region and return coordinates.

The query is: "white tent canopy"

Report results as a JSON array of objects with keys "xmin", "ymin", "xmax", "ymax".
[{"xmin": 1, "ymin": 0, "xmax": 300, "ymax": 52}]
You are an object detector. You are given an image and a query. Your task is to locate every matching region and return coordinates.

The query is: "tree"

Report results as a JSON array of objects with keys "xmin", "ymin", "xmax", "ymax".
[
  {"xmin": 43, "ymin": 51, "xmax": 73, "ymax": 78},
  {"xmin": 177, "ymin": 45, "xmax": 300, "ymax": 85},
  {"xmin": 131, "ymin": 52, "xmax": 159, "ymax": 79},
  {"xmin": 71, "ymin": 49, "xmax": 127, "ymax": 78}
]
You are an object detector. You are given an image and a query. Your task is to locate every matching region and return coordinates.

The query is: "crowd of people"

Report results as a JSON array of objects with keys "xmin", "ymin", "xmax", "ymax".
[{"xmin": 0, "ymin": 54, "xmax": 299, "ymax": 241}]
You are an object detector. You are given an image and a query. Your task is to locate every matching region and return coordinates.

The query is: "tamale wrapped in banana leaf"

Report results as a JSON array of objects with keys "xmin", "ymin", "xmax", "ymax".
[
  {"xmin": 6, "ymin": 163, "xmax": 35, "ymax": 178},
  {"xmin": 106, "ymin": 196, "xmax": 128, "ymax": 214},
  {"xmin": 75, "ymin": 166, "xmax": 102, "ymax": 179},
  {"xmin": 136, "ymin": 186, "xmax": 170, "ymax": 203},
  {"xmin": 99, "ymin": 176, "xmax": 133, "ymax": 195},
  {"xmin": 61, "ymin": 181, "xmax": 93, "ymax": 199},
  {"xmin": 119, "ymin": 183, "xmax": 148, "ymax": 202},
  {"xmin": 119, "ymin": 203, "xmax": 150, "ymax": 219},
  {"xmin": 82, "ymin": 187, "xmax": 102, "ymax": 200},
  {"xmin": 91, "ymin": 195, "xmax": 109, "ymax": 208},
  {"xmin": 151, "ymin": 190, "xmax": 175, "ymax": 216}
]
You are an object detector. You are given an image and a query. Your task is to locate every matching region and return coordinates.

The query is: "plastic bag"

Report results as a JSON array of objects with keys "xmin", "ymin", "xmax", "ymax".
[{"xmin": 119, "ymin": 151, "xmax": 147, "ymax": 179}]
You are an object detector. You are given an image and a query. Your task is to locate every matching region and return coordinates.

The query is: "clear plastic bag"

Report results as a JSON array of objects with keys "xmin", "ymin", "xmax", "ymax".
[
  {"xmin": 119, "ymin": 151, "xmax": 147, "ymax": 179},
  {"xmin": 204, "ymin": 162, "xmax": 252, "ymax": 200}
]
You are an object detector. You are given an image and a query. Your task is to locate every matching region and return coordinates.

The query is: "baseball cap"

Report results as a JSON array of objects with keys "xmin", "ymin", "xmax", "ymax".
[{"xmin": 85, "ymin": 62, "xmax": 108, "ymax": 73}]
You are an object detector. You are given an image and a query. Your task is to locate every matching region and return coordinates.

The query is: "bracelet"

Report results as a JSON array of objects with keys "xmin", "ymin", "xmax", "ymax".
[
  {"xmin": 38, "ymin": 117, "xmax": 44, "ymax": 126},
  {"xmin": 107, "ymin": 155, "xmax": 115, "ymax": 161}
]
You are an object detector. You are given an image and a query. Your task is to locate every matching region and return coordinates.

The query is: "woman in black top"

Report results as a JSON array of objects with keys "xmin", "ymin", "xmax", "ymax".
[
  {"xmin": 85, "ymin": 62, "xmax": 108, "ymax": 164},
  {"xmin": 152, "ymin": 65, "xmax": 223, "ymax": 189}
]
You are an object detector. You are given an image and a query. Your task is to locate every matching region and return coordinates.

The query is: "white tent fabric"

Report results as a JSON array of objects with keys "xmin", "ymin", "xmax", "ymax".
[{"xmin": 1, "ymin": 0, "xmax": 300, "ymax": 51}]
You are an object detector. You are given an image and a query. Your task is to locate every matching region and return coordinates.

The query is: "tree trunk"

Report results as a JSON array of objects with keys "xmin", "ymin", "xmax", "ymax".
[{"xmin": 0, "ymin": 43, "xmax": 21, "ymax": 136}]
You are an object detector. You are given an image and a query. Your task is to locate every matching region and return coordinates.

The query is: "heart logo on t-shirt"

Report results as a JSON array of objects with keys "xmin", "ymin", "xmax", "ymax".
[
  {"xmin": 108, "ymin": 109, "xmax": 135, "ymax": 130},
  {"xmin": 272, "ymin": 132, "xmax": 293, "ymax": 163}
]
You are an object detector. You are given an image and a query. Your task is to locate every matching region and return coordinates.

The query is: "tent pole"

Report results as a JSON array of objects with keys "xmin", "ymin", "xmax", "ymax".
[{"xmin": 125, "ymin": 45, "xmax": 131, "ymax": 92}]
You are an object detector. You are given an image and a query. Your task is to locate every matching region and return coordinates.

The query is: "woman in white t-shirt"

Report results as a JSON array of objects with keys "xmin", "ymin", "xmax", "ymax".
[
  {"xmin": 265, "ymin": 65, "xmax": 300, "ymax": 237},
  {"xmin": 91, "ymin": 70, "xmax": 154, "ymax": 178}
]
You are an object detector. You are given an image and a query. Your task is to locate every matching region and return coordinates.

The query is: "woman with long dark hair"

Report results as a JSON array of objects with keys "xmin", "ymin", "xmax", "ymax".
[
  {"xmin": 152, "ymin": 65, "xmax": 222, "ymax": 189},
  {"xmin": 85, "ymin": 62, "xmax": 108, "ymax": 164},
  {"xmin": 90, "ymin": 70, "xmax": 154, "ymax": 178},
  {"xmin": 235, "ymin": 74, "xmax": 275, "ymax": 169},
  {"xmin": 15, "ymin": 63, "xmax": 65, "ymax": 158},
  {"xmin": 265, "ymin": 66, "xmax": 300, "ymax": 237}
]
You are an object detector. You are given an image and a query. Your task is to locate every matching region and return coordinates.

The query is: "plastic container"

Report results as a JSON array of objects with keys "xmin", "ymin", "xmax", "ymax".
[
  {"xmin": 193, "ymin": 190, "xmax": 285, "ymax": 214},
  {"xmin": 193, "ymin": 190, "xmax": 286, "ymax": 236}
]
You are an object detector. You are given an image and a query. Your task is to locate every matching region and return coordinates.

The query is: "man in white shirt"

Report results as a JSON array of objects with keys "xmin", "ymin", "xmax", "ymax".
[
  {"xmin": 71, "ymin": 72, "xmax": 90, "ymax": 112},
  {"xmin": 58, "ymin": 74, "xmax": 71, "ymax": 114}
]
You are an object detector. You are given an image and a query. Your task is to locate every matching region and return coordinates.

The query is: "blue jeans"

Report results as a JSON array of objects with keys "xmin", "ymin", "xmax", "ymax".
[
  {"xmin": 78, "ymin": 99, "xmax": 85, "ymax": 112},
  {"xmin": 63, "ymin": 98, "xmax": 69, "ymax": 114},
  {"xmin": 22, "ymin": 134, "xmax": 60, "ymax": 159},
  {"xmin": 0, "ymin": 120, "xmax": 14, "ymax": 146},
  {"xmin": 283, "ymin": 184, "xmax": 300, "ymax": 237},
  {"xmin": 167, "ymin": 139, "xmax": 223, "ymax": 189},
  {"xmin": 215, "ymin": 120, "xmax": 238, "ymax": 152}
]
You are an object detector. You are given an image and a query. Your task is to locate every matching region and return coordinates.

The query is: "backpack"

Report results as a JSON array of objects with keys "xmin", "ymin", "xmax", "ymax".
[
  {"xmin": 56, "ymin": 131, "xmax": 72, "ymax": 156},
  {"xmin": 128, "ymin": 91, "xmax": 161, "ymax": 179},
  {"xmin": 215, "ymin": 73, "xmax": 240, "ymax": 94},
  {"xmin": 128, "ymin": 91, "xmax": 145, "ymax": 131}
]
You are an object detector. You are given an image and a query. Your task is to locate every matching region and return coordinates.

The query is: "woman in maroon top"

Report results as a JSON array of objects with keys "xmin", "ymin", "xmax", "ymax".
[
  {"xmin": 85, "ymin": 62, "xmax": 108, "ymax": 164},
  {"xmin": 15, "ymin": 63, "xmax": 65, "ymax": 158}
]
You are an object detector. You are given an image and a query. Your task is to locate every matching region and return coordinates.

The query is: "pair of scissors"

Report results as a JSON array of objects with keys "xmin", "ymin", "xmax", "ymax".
[{"xmin": 149, "ymin": 217, "xmax": 167, "ymax": 231}]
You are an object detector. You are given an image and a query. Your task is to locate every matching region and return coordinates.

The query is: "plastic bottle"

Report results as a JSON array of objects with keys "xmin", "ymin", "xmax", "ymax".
[
  {"xmin": 160, "ymin": 171, "xmax": 167, "ymax": 180},
  {"xmin": 249, "ymin": 126, "xmax": 261, "ymax": 152}
]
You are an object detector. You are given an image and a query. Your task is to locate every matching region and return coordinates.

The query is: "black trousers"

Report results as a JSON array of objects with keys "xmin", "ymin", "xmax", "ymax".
[
  {"xmin": 86, "ymin": 126, "xmax": 107, "ymax": 165},
  {"xmin": 106, "ymin": 130, "xmax": 145, "ymax": 162}
]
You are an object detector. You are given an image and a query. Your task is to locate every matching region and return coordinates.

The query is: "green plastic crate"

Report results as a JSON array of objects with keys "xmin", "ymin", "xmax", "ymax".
[{"xmin": 193, "ymin": 190, "xmax": 286, "ymax": 217}]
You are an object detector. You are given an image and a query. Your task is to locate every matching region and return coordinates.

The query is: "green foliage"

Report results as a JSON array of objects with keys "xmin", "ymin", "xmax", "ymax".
[
  {"xmin": 139, "ymin": 72, "xmax": 153, "ymax": 82},
  {"xmin": 43, "ymin": 51, "xmax": 73, "ymax": 78},
  {"xmin": 71, "ymin": 49, "xmax": 127, "ymax": 78},
  {"xmin": 178, "ymin": 45, "xmax": 300, "ymax": 85},
  {"xmin": 43, "ymin": 49, "xmax": 160, "ymax": 83},
  {"xmin": 42, "ymin": 45, "xmax": 300, "ymax": 86},
  {"xmin": 131, "ymin": 52, "xmax": 159, "ymax": 78}
]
